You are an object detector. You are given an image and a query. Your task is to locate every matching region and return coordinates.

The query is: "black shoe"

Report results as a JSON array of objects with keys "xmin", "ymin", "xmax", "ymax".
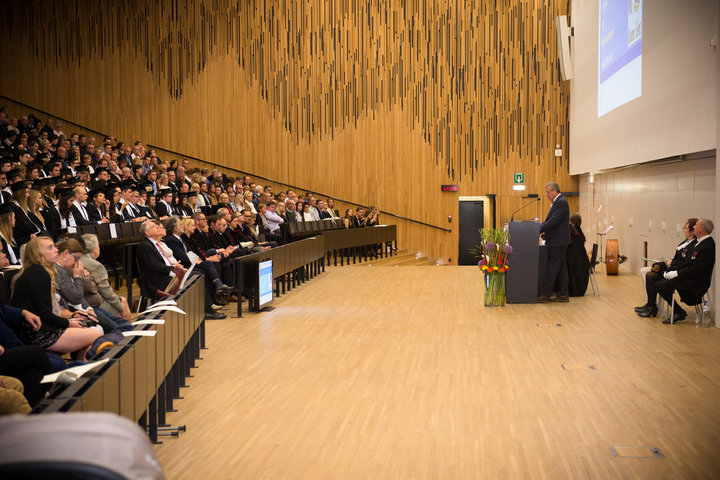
[
  {"xmin": 634, "ymin": 303, "xmax": 651, "ymax": 312},
  {"xmin": 663, "ymin": 311, "xmax": 687, "ymax": 324},
  {"xmin": 550, "ymin": 295, "xmax": 569, "ymax": 303},
  {"xmin": 205, "ymin": 310, "xmax": 227, "ymax": 320},
  {"xmin": 637, "ymin": 306, "xmax": 658, "ymax": 317},
  {"xmin": 212, "ymin": 295, "xmax": 228, "ymax": 306},
  {"xmin": 216, "ymin": 284, "xmax": 235, "ymax": 295},
  {"xmin": 537, "ymin": 295, "xmax": 549, "ymax": 303}
]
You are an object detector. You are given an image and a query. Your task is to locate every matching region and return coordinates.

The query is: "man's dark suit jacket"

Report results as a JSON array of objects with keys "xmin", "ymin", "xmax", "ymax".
[
  {"xmin": 190, "ymin": 229, "xmax": 215, "ymax": 259},
  {"xmin": 122, "ymin": 203, "xmax": 141, "ymax": 221},
  {"xmin": 86, "ymin": 203, "xmax": 103, "ymax": 223},
  {"xmin": 673, "ymin": 237, "xmax": 715, "ymax": 298},
  {"xmin": 539, "ymin": 194, "xmax": 570, "ymax": 247},
  {"xmin": 70, "ymin": 204, "xmax": 92, "ymax": 226},
  {"xmin": 163, "ymin": 234, "xmax": 194, "ymax": 269},
  {"xmin": 136, "ymin": 237, "xmax": 173, "ymax": 294}
]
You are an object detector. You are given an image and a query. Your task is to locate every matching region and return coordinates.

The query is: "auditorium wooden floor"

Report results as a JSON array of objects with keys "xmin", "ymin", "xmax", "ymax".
[{"xmin": 154, "ymin": 265, "xmax": 720, "ymax": 479}]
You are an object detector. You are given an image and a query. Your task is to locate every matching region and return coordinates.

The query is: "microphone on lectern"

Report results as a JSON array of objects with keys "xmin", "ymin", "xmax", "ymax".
[{"xmin": 510, "ymin": 194, "xmax": 540, "ymax": 222}]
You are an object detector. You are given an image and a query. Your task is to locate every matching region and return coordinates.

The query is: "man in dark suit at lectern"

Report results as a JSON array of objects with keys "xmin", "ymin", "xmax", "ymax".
[{"xmin": 538, "ymin": 182, "xmax": 570, "ymax": 303}]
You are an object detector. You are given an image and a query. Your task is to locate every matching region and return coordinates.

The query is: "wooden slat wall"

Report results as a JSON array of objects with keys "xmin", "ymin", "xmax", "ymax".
[{"xmin": 0, "ymin": 0, "xmax": 577, "ymax": 263}]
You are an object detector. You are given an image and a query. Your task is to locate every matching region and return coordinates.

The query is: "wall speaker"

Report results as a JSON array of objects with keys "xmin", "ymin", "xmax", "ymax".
[{"xmin": 556, "ymin": 15, "xmax": 573, "ymax": 81}]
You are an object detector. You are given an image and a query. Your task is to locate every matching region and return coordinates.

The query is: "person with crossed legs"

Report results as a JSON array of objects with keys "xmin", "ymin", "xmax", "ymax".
[{"xmin": 640, "ymin": 218, "xmax": 715, "ymax": 324}]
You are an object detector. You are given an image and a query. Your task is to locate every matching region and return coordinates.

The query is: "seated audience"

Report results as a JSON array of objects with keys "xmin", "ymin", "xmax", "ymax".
[
  {"xmin": 10, "ymin": 236, "xmax": 100, "ymax": 361},
  {"xmin": 163, "ymin": 216, "xmax": 234, "ymax": 306},
  {"xmin": 0, "ymin": 204, "xmax": 20, "ymax": 265},
  {"xmin": 0, "ymin": 298, "xmax": 54, "ymax": 408},
  {"xmin": 264, "ymin": 201, "xmax": 284, "ymax": 234},
  {"xmin": 0, "ymin": 375, "xmax": 31, "ymax": 414},
  {"xmin": 284, "ymin": 199, "xmax": 301, "ymax": 223},
  {"xmin": 636, "ymin": 218, "xmax": 697, "ymax": 304},
  {"xmin": 137, "ymin": 219, "xmax": 226, "ymax": 319},
  {"xmin": 639, "ymin": 218, "xmax": 715, "ymax": 324},
  {"xmin": 80, "ymin": 234, "xmax": 132, "ymax": 320},
  {"xmin": 343, "ymin": 208, "xmax": 355, "ymax": 229}
]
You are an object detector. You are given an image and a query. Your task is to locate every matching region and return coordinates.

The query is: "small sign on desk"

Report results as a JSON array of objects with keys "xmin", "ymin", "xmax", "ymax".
[{"xmin": 441, "ymin": 185, "xmax": 458, "ymax": 192}]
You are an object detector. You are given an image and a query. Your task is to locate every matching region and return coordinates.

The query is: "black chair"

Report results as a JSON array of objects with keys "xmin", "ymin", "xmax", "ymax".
[
  {"xmin": 589, "ymin": 243, "xmax": 599, "ymax": 295},
  {"xmin": 667, "ymin": 275, "xmax": 714, "ymax": 325}
]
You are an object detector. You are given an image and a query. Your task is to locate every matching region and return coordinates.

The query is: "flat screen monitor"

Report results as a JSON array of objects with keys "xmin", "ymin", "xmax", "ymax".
[{"xmin": 258, "ymin": 260, "xmax": 274, "ymax": 307}]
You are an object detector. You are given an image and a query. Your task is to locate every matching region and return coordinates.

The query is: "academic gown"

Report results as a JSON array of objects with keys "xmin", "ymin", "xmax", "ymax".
[{"xmin": 566, "ymin": 225, "xmax": 590, "ymax": 297}]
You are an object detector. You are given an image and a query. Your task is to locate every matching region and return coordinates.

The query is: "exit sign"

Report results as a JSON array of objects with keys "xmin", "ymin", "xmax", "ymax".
[
  {"xmin": 441, "ymin": 185, "xmax": 458, "ymax": 192},
  {"xmin": 513, "ymin": 173, "xmax": 525, "ymax": 184}
]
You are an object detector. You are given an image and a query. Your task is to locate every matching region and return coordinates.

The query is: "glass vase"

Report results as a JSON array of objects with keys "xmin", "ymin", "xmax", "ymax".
[{"xmin": 484, "ymin": 272, "xmax": 506, "ymax": 307}]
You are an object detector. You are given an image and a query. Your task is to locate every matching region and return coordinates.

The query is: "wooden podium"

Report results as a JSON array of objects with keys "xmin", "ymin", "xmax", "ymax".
[{"xmin": 506, "ymin": 221, "xmax": 541, "ymax": 303}]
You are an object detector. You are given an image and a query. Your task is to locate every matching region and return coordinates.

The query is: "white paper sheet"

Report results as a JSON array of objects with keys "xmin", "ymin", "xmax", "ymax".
[
  {"xmin": 122, "ymin": 330, "xmax": 157, "ymax": 337},
  {"xmin": 41, "ymin": 359, "xmax": 109, "ymax": 384},
  {"xmin": 133, "ymin": 319, "xmax": 166, "ymax": 325},
  {"xmin": 151, "ymin": 300, "xmax": 177, "ymax": 307},
  {"xmin": 140, "ymin": 305, "xmax": 186, "ymax": 315},
  {"xmin": 177, "ymin": 258, "xmax": 198, "ymax": 291}
]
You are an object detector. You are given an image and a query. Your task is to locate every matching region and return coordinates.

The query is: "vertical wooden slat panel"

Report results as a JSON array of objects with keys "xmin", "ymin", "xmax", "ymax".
[{"xmin": 0, "ymin": 0, "xmax": 576, "ymax": 263}]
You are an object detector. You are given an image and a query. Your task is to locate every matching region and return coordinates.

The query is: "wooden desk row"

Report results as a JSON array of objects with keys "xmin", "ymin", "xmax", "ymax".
[
  {"xmin": 33, "ymin": 276, "xmax": 206, "ymax": 444},
  {"xmin": 29, "ymin": 225, "xmax": 396, "ymax": 442},
  {"xmin": 230, "ymin": 225, "xmax": 397, "ymax": 316}
]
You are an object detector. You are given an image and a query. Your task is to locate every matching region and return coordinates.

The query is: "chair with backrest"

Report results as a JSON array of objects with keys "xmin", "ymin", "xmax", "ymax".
[
  {"xmin": 588, "ymin": 243, "xmax": 600, "ymax": 295},
  {"xmin": 668, "ymin": 273, "xmax": 714, "ymax": 325}
]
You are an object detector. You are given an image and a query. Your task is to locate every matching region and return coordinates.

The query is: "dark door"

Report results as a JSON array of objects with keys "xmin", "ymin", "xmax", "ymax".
[{"xmin": 458, "ymin": 200, "xmax": 484, "ymax": 265}]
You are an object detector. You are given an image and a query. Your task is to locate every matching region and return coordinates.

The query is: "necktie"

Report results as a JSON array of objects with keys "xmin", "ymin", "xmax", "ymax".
[{"xmin": 156, "ymin": 242, "xmax": 173, "ymax": 266}]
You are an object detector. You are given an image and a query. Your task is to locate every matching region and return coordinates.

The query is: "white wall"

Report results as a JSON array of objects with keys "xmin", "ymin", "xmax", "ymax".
[
  {"xmin": 570, "ymin": 0, "xmax": 718, "ymax": 174},
  {"xmin": 578, "ymin": 155, "xmax": 715, "ymax": 276}
]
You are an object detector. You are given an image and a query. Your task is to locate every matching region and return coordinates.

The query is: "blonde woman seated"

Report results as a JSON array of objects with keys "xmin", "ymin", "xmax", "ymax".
[
  {"xmin": 10, "ymin": 237, "xmax": 100, "ymax": 361},
  {"xmin": 80, "ymin": 234, "xmax": 132, "ymax": 321}
]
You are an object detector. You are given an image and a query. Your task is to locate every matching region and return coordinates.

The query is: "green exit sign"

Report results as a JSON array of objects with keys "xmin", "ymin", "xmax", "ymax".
[{"xmin": 513, "ymin": 173, "xmax": 525, "ymax": 184}]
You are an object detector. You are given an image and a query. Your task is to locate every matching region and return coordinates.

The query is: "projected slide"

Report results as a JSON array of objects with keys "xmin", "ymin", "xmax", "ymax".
[{"xmin": 598, "ymin": 0, "xmax": 642, "ymax": 117}]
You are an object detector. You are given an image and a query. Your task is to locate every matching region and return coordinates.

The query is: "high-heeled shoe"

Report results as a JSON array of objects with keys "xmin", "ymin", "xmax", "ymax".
[
  {"xmin": 634, "ymin": 303, "xmax": 651, "ymax": 312},
  {"xmin": 637, "ymin": 305, "xmax": 658, "ymax": 317}
]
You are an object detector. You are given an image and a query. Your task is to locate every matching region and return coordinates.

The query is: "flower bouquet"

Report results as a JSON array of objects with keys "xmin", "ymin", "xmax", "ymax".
[{"xmin": 471, "ymin": 228, "xmax": 512, "ymax": 307}]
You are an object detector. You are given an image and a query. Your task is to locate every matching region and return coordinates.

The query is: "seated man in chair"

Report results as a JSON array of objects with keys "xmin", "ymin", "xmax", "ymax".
[
  {"xmin": 137, "ymin": 220, "xmax": 226, "ymax": 320},
  {"xmin": 642, "ymin": 218, "xmax": 715, "ymax": 324}
]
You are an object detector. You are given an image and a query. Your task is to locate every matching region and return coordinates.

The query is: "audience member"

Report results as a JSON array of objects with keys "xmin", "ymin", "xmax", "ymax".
[
  {"xmin": 639, "ymin": 218, "xmax": 715, "ymax": 323},
  {"xmin": 10, "ymin": 237, "xmax": 100, "ymax": 361}
]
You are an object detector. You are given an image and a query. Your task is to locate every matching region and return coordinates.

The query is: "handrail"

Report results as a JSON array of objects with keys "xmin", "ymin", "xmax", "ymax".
[
  {"xmin": 0, "ymin": 95, "xmax": 451, "ymax": 233},
  {"xmin": 147, "ymin": 143, "xmax": 452, "ymax": 233},
  {"xmin": 0, "ymin": 95, "xmax": 110, "ymax": 139}
]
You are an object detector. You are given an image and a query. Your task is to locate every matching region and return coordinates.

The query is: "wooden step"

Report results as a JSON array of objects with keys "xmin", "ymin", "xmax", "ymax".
[{"xmin": 356, "ymin": 252, "xmax": 417, "ymax": 266}]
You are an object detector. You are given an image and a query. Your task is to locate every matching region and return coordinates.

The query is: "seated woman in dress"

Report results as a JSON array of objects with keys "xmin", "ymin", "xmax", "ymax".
[
  {"xmin": 10, "ymin": 236, "xmax": 100, "ymax": 361},
  {"xmin": 0, "ymin": 204, "xmax": 21, "ymax": 265},
  {"xmin": 10, "ymin": 181, "xmax": 41, "ymax": 247},
  {"xmin": 635, "ymin": 218, "xmax": 698, "ymax": 316},
  {"xmin": 55, "ymin": 187, "xmax": 77, "ymax": 231},
  {"xmin": 27, "ymin": 190, "xmax": 49, "ymax": 235},
  {"xmin": 343, "ymin": 209, "xmax": 356, "ymax": 229},
  {"xmin": 243, "ymin": 190, "xmax": 256, "ymax": 215}
]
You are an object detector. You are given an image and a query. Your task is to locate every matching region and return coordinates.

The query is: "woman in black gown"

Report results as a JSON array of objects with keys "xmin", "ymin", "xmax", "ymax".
[{"xmin": 566, "ymin": 213, "xmax": 590, "ymax": 297}]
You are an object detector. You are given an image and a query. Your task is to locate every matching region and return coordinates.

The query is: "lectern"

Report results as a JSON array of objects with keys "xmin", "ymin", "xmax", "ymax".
[{"xmin": 507, "ymin": 221, "xmax": 540, "ymax": 303}]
